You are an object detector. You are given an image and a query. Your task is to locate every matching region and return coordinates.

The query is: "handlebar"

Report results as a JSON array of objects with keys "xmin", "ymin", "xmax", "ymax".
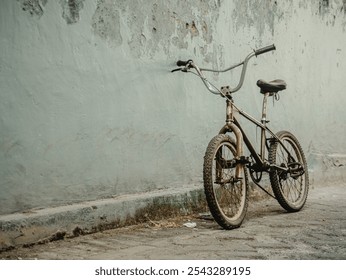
[
  {"xmin": 173, "ymin": 44, "xmax": 276, "ymax": 96},
  {"xmin": 254, "ymin": 44, "xmax": 276, "ymax": 56}
]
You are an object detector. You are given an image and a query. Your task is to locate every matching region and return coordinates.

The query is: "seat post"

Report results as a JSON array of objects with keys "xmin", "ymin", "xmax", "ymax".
[
  {"xmin": 261, "ymin": 92, "xmax": 270, "ymax": 124},
  {"xmin": 260, "ymin": 92, "xmax": 270, "ymax": 160}
]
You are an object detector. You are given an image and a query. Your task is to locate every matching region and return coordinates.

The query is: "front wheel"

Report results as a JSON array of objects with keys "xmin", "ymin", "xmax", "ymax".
[
  {"xmin": 269, "ymin": 131, "xmax": 309, "ymax": 212},
  {"xmin": 203, "ymin": 134, "xmax": 249, "ymax": 229}
]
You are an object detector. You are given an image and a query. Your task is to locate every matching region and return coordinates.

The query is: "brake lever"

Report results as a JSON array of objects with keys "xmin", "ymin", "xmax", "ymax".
[
  {"xmin": 171, "ymin": 65, "xmax": 192, "ymax": 73},
  {"xmin": 171, "ymin": 68, "xmax": 182, "ymax": 73}
]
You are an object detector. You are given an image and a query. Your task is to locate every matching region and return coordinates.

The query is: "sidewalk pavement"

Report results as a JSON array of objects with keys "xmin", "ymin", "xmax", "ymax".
[{"xmin": 1, "ymin": 183, "xmax": 345, "ymax": 260}]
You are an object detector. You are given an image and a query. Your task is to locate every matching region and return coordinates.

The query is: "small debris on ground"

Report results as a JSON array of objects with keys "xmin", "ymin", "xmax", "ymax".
[{"xmin": 183, "ymin": 222, "xmax": 197, "ymax": 228}]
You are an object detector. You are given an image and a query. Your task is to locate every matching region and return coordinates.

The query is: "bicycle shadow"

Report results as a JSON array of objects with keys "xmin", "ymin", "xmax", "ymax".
[{"xmin": 193, "ymin": 198, "xmax": 288, "ymax": 231}]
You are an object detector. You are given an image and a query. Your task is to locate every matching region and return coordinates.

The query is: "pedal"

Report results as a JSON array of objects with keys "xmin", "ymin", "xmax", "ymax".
[
  {"xmin": 235, "ymin": 156, "xmax": 250, "ymax": 164},
  {"xmin": 214, "ymin": 177, "xmax": 242, "ymax": 185}
]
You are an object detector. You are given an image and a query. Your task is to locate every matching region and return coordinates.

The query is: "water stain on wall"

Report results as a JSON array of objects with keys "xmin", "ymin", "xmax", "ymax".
[
  {"xmin": 60, "ymin": 0, "xmax": 85, "ymax": 24},
  {"xmin": 19, "ymin": 0, "xmax": 85, "ymax": 24},
  {"xmin": 18, "ymin": 0, "xmax": 47, "ymax": 18},
  {"xmin": 317, "ymin": 0, "xmax": 346, "ymax": 28},
  {"xmin": 232, "ymin": 0, "xmax": 281, "ymax": 36},
  {"xmin": 319, "ymin": 0, "xmax": 329, "ymax": 16}
]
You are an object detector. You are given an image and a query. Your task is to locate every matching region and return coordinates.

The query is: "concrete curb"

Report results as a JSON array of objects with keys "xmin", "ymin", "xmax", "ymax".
[
  {"xmin": 0, "ymin": 185, "xmax": 206, "ymax": 251},
  {"xmin": 1, "ymin": 162, "xmax": 344, "ymax": 251}
]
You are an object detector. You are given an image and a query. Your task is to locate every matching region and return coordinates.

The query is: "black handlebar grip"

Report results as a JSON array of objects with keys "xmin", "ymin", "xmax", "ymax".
[
  {"xmin": 176, "ymin": 60, "xmax": 191, "ymax": 67},
  {"xmin": 254, "ymin": 44, "xmax": 276, "ymax": 56}
]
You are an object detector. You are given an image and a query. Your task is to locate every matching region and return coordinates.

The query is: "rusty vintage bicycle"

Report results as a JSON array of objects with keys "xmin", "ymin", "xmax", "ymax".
[{"xmin": 172, "ymin": 45, "xmax": 309, "ymax": 229}]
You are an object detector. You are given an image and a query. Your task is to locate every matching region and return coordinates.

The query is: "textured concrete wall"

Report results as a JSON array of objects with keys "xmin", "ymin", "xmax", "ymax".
[{"xmin": 1, "ymin": 0, "xmax": 345, "ymax": 215}]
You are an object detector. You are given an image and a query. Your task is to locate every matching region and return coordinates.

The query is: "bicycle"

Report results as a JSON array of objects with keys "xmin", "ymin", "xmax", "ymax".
[{"xmin": 172, "ymin": 44, "xmax": 309, "ymax": 229}]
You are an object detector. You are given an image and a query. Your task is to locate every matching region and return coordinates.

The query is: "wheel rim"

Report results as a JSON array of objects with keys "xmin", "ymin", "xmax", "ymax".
[
  {"xmin": 212, "ymin": 142, "xmax": 247, "ymax": 222},
  {"xmin": 275, "ymin": 136, "xmax": 307, "ymax": 206}
]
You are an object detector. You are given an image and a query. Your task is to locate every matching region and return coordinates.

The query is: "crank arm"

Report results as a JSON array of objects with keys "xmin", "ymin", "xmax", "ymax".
[
  {"xmin": 214, "ymin": 177, "xmax": 241, "ymax": 185},
  {"xmin": 270, "ymin": 164, "xmax": 288, "ymax": 172}
]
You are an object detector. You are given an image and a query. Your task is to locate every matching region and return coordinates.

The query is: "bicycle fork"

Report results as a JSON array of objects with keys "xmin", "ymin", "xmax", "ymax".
[{"xmin": 222, "ymin": 99, "xmax": 245, "ymax": 181}]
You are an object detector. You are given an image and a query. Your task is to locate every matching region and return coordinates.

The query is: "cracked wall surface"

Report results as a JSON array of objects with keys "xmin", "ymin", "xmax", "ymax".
[{"xmin": 1, "ymin": 0, "xmax": 346, "ymax": 214}]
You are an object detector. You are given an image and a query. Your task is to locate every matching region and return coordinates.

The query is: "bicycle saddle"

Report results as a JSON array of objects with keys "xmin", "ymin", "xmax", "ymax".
[{"xmin": 257, "ymin": 79, "xmax": 287, "ymax": 94}]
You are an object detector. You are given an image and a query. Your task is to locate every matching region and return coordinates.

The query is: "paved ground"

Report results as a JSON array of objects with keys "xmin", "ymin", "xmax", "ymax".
[{"xmin": 1, "ymin": 183, "xmax": 345, "ymax": 260}]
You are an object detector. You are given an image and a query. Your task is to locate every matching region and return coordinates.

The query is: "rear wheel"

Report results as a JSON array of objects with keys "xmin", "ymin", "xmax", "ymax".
[
  {"xmin": 203, "ymin": 134, "xmax": 248, "ymax": 229},
  {"xmin": 269, "ymin": 131, "xmax": 309, "ymax": 212}
]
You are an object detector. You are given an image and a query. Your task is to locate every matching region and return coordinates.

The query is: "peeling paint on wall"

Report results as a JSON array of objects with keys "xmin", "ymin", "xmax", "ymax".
[
  {"xmin": 92, "ymin": 0, "xmax": 123, "ymax": 47},
  {"xmin": 18, "ymin": 0, "xmax": 47, "ymax": 18},
  {"xmin": 127, "ymin": 0, "xmax": 220, "ymax": 59},
  {"xmin": 17, "ymin": 0, "xmax": 224, "ymax": 64},
  {"xmin": 60, "ymin": 0, "xmax": 85, "ymax": 24},
  {"xmin": 91, "ymin": 0, "xmax": 222, "ymax": 63}
]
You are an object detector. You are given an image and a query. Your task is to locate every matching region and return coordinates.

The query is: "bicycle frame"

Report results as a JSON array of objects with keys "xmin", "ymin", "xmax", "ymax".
[
  {"xmin": 219, "ymin": 94, "xmax": 299, "ymax": 182},
  {"xmin": 220, "ymin": 94, "xmax": 276, "ymax": 166}
]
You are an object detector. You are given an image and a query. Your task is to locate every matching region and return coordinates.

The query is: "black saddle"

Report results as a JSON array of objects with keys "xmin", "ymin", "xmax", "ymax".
[{"xmin": 257, "ymin": 79, "xmax": 287, "ymax": 94}]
